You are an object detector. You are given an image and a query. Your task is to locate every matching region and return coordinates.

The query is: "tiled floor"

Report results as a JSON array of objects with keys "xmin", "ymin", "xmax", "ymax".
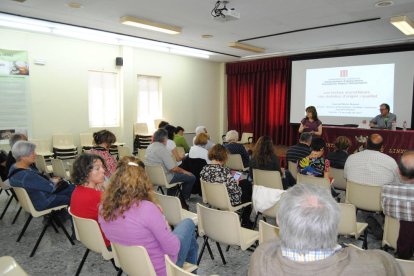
[{"xmin": 0, "ymin": 190, "xmax": 392, "ymax": 276}]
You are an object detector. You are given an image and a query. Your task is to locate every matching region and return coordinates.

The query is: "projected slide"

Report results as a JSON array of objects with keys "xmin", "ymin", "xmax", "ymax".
[{"xmin": 305, "ymin": 64, "xmax": 395, "ymax": 117}]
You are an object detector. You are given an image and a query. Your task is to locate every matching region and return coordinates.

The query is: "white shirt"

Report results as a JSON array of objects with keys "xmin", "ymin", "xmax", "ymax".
[
  {"xmin": 188, "ymin": 145, "xmax": 211, "ymax": 164},
  {"xmin": 166, "ymin": 139, "xmax": 176, "ymax": 152},
  {"xmin": 344, "ymin": 149, "xmax": 399, "ymax": 186}
]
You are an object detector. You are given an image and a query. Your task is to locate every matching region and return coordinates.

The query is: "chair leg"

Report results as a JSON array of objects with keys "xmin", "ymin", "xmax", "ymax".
[
  {"xmin": 226, "ymin": 245, "xmax": 230, "ymax": 252},
  {"xmin": 75, "ymin": 248, "xmax": 90, "ymax": 276},
  {"xmin": 117, "ymin": 269, "xmax": 123, "ymax": 276},
  {"xmin": 205, "ymin": 239, "xmax": 214, "ymax": 260},
  {"xmin": 362, "ymin": 229, "xmax": 368, "ymax": 249},
  {"xmin": 110, "ymin": 258, "xmax": 120, "ymax": 271},
  {"xmin": 0, "ymin": 195, "xmax": 14, "ymax": 219},
  {"xmin": 197, "ymin": 236, "xmax": 209, "ymax": 265},
  {"xmin": 157, "ymin": 186, "xmax": 165, "ymax": 195},
  {"xmin": 17, "ymin": 214, "xmax": 33, "ymax": 242},
  {"xmin": 216, "ymin": 242, "xmax": 227, "ymax": 265},
  {"xmin": 252, "ymin": 212, "xmax": 260, "ymax": 230},
  {"xmin": 50, "ymin": 219, "xmax": 59, "ymax": 233},
  {"xmin": 12, "ymin": 206, "xmax": 22, "ymax": 224},
  {"xmin": 30, "ymin": 218, "xmax": 51, "ymax": 257},
  {"xmin": 52, "ymin": 213, "xmax": 75, "ymax": 245}
]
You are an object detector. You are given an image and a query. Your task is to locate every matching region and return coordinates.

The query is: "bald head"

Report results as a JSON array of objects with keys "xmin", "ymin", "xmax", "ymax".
[
  {"xmin": 399, "ymin": 150, "xmax": 414, "ymax": 181},
  {"xmin": 367, "ymin": 133, "xmax": 383, "ymax": 151}
]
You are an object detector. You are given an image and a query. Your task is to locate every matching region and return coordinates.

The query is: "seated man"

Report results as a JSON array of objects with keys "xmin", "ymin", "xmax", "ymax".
[
  {"xmin": 382, "ymin": 150, "xmax": 414, "ymax": 259},
  {"xmin": 249, "ymin": 184, "xmax": 402, "ymax": 275},
  {"xmin": 286, "ymin": 132, "xmax": 312, "ymax": 164},
  {"xmin": 370, "ymin": 103, "xmax": 396, "ymax": 130},
  {"xmin": 344, "ymin": 133, "xmax": 398, "ymax": 186},
  {"xmin": 146, "ymin": 128, "xmax": 195, "ymax": 209}
]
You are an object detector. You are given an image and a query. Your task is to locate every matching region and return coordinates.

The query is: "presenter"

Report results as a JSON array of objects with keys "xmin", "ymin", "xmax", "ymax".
[
  {"xmin": 298, "ymin": 106, "xmax": 322, "ymax": 136},
  {"xmin": 369, "ymin": 103, "xmax": 396, "ymax": 130}
]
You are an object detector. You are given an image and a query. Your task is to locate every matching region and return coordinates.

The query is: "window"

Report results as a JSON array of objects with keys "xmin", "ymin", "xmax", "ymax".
[
  {"xmin": 137, "ymin": 75, "xmax": 162, "ymax": 128},
  {"xmin": 88, "ymin": 71, "xmax": 120, "ymax": 127}
]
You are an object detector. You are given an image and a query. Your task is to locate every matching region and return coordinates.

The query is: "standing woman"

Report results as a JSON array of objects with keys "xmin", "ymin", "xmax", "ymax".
[
  {"xmin": 90, "ymin": 130, "xmax": 117, "ymax": 178},
  {"xmin": 99, "ymin": 157, "xmax": 198, "ymax": 276},
  {"xmin": 298, "ymin": 106, "xmax": 323, "ymax": 136}
]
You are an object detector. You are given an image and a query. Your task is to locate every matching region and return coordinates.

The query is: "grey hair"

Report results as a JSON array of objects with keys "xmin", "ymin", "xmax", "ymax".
[
  {"xmin": 9, "ymin": 133, "xmax": 28, "ymax": 147},
  {"xmin": 12, "ymin": 141, "xmax": 36, "ymax": 161},
  {"xmin": 153, "ymin": 128, "xmax": 168, "ymax": 143},
  {"xmin": 299, "ymin": 132, "xmax": 312, "ymax": 143},
  {"xmin": 225, "ymin": 130, "xmax": 239, "ymax": 142},
  {"xmin": 195, "ymin": 126, "xmax": 207, "ymax": 135},
  {"xmin": 277, "ymin": 183, "xmax": 340, "ymax": 252}
]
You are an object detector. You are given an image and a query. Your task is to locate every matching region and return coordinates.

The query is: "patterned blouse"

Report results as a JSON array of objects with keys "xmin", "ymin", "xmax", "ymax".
[
  {"xmin": 90, "ymin": 147, "xmax": 117, "ymax": 178},
  {"xmin": 200, "ymin": 164, "xmax": 242, "ymax": 206},
  {"xmin": 297, "ymin": 156, "xmax": 329, "ymax": 177}
]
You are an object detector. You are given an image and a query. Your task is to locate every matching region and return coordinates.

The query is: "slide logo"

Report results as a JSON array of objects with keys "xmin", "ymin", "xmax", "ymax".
[{"xmin": 340, "ymin": 70, "xmax": 348, "ymax": 77}]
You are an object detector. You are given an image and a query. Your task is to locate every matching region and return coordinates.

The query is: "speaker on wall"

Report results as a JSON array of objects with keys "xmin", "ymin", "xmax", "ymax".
[{"xmin": 116, "ymin": 57, "xmax": 123, "ymax": 66}]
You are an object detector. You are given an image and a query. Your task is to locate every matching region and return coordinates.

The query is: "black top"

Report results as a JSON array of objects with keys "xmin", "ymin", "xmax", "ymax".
[
  {"xmin": 249, "ymin": 154, "xmax": 282, "ymax": 180},
  {"xmin": 224, "ymin": 143, "xmax": 250, "ymax": 168},
  {"xmin": 326, "ymin": 150, "xmax": 349, "ymax": 169},
  {"xmin": 286, "ymin": 143, "xmax": 311, "ymax": 163}
]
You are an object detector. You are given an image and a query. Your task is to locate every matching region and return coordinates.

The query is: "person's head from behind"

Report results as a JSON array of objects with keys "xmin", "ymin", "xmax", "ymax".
[
  {"xmin": 158, "ymin": 121, "xmax": 169, "ymax": 129},
  {"xmin": 225, "ymin": 130, "xmax": 239, "ymax": 143},
  {"xmin": 310, "ymin": 137, "xmax": 326, "ymax": 153},
  {"xmin": 175, "ymin": 126, "xmax": 185, "ymax": 136},
  {"xmin": 100, "ymin": 156, "xmax": 150, "ymax": 222},
  {"xmin": 366, "ymin": 133, "xmax": 383, "ymax": 151},
  {"xmin": 380, "ymin": 103, "xmax": 390, "ymax": 116},
  {"xmin": 12, "ymin": 141, "xmax": 36, "ymax": 164},
  {"xmin": 153, "ymin": 128, "xmax": 168, "ymax": 144},
  {"xmin": 164, "ymin": 125, "xmax": 176, "ymax": 140},
  {"xmin": 277, "ymin": 184, "xmax": 340, "ymax": 252},
  {"xmin": 299, "ymin": 132, "xmax": 312, "ymax": 146},
  {"xmin": 208, "ymin": 144, "xmax": 228, "ymax": 164},
  {"xmin": 195, "ymin": 126, "xmax": 208, "ymax": 135},
  {"xmin": 398, "ymin": 150, "xmax": 414, "ymax": 182},
  {"xmin": 93, "ymin": 130, "xmax": 116, "ymax": 148},
  {"xmin": 71, "ymin": 153, "xmax": 106, "ymax": 186},
  {"xmin": 334, "ymin": 136, "xmax": 351, "ymax": 151},
  {"xmin": 305, "ymin": 106, "xmax": 318, "ymax": 120},
  {"xmin": 9, "ymin": 133, "xmax": 28, "ymax": 148},
  {"xmin": 253, "ymin": 136, "xmax": 275, "ymax": 165},
  {"xmin": 194, "ymin": 133, "xmax": 209, "ymax": 147}
]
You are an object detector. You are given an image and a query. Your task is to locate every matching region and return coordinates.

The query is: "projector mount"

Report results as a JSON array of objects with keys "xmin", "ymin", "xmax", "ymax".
[{"xmin": 211, "ymin": 1, "xmax": 240, "ymax": 21}]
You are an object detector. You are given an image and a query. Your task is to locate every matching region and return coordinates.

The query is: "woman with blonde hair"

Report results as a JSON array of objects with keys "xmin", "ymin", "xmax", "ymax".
[{"xmin": 98, "ymin": 157, "xmax": 198, "ymax": 276}]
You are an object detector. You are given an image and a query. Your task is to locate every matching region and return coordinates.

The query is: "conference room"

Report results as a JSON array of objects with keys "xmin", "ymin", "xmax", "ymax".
[{"xmin": 1, "ymin": 0, "xmax": 414, "ymax": 275}]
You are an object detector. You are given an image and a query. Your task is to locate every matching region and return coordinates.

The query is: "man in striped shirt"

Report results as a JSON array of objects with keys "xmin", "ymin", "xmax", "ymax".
[
  {"xmin": 286, "ymin": 132, "xmax": 312, "ymax": 164},
  {"xmin": 382, "ymin": 150, "xmax": 414, "ymax": 259}
]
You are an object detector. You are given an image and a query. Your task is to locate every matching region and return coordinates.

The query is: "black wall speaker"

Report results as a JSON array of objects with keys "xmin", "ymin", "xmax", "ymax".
[{"xmin": 116, "ymin": 57, "xmax": 123, "ymax": 66}]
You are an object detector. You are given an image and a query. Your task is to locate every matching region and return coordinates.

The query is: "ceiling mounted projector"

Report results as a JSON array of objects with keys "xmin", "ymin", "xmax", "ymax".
[{"xmin": 211, "ymin": 1, "xmax": 240, "ymax": 22}]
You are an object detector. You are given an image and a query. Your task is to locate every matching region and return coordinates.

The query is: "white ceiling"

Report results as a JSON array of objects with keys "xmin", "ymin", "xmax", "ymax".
[{"xmin": 1, "ymin": 0, "xmax": 414, "ymax": 62}]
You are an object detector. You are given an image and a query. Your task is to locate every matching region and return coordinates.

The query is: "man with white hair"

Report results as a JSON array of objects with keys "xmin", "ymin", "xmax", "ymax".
[
  {"xmin": 193, "ymin": 125, "xmax": 214, "ymax": 150},
  {"xmin": 248, "ymin": 184, "xmax": 402, "ymax": 275}
]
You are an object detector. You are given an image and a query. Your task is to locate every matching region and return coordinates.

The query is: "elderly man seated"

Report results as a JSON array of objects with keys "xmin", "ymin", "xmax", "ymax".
[{"xmin": 249, "ymin": 184, "xmax": 402, "ymax": 275}]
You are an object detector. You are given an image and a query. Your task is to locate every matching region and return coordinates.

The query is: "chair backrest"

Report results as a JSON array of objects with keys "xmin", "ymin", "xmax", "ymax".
[
  {"xmin": 118, "ymin": 145, "xmax": 132, "ymax": 159},
  {"xmin": 337, "ymin": 203, "xmax": 357, "ymax": 235},
  {"xmin": 226, "ymin": 154, "xmax": 246, "ymax": 171},
  {"xmin": 382, "ymin": 215, "xmax": 400, "ymax": 249},
  {"xmin": 197, "ymin": 203, "xmax": 241, "ymax": 247},
  {"xmin": 165, "ymin": 255, "xmax": 193, "ymax": 276},
  {"xmin": 253, "ymin": 169, "xmax": 283, "ymax": 189},
  {"xmin": 0, "ymin": 256, "xmax": 28, "ymax": 276},
  {"xmin": 31, "ymin": 139, "xmax": 53, "ymax": 155},
  {"xmin": 396, "ymin": 258, "xmax": 414, "ymax": 276},
  {"xmin": 68, "ymin": 209, "xmax": 112, "ymax": 259},
  {"xmin": 239, "ymin": 132, "xmax": 253, "ymax": 144},
  {"xmin": 137, "ymin": 148, "xmax": 146, "ymax": 161},
  {"xmin": 330, "ymin": 167, "xmax": 347, "ymax": 190},
  {"xmin": 155, "ymin": 193, "xmax": 183, "ymax": 226},
  {"xmin": 111, "ymin": 243, "xmax": 156, "ymax": 276},
  {"xmin": 134, "ymin": 123, "xmax": 150, "ymax": 135},
  {"xmin": 259, "ymin": 220, "xmax": 279, "ymax": 244},
  {"xmin": 176, "ymin": 147, "xmax": 185, "ymax": 158},
  {"xmin": 296, "ymin": 174, "xmax": 330, "ymax": 189},
  {"xmin": 0, "ymin": 178, "xmax": 11, "ymax": 190},
  {"xmin": 288, "ymin": 161, "xmax": 297, "ymax": 180},
  {"xmin": 79, "ymin": 133, "xmax": 93, "ymax": 147},
  {"xmin": 200, "ymin": 179, "xmax": 231, "ymax": 210},
  {"xmin": 345, "ymin": 181, "xmax": 382, "ymax": 212},
  {"xmin": 145, "ymin": 165, "xmax": 169, "ymax": 187},
  {"xmin": 35, "ymin": 154, "xmax": 51, "ymax": 174},
  {"xmin": 13, "ymin": 187, "xmax": 41, "ymax": 217},
  {"xmin": 51, "ymin": 158, "xmax": 68, "ymax": 179},
  {"xmin": 52, "ymin": 133, "xmax": 75, "ymax": 148}
]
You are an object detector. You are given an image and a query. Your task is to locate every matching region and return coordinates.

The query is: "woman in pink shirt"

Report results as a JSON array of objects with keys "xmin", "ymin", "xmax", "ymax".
[{"xmin": 98, "ymin": 157, "xmax": 198, "ymax": 276}]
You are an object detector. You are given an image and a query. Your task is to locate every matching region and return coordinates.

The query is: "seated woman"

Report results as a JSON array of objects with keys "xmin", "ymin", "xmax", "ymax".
[
  {"xmin": 90, "ymin": 130, "xmax": 117, "ymax": 178},
  {"xmin": 188, "ymin": 133, "xmax": 211, "ymax": 164},
  {"xmin": 165, "ymin": 125, "xmax": 184, "ymax": 163},
  {"xmin": 297, "ymin": 137, "xmax": 330, "ymax": 178},
  {"xmin": 8, "ymin": 141, "xmax": 74, "ymax": 211},
  {"xmin": 70, "ymin": 153, "xmax": 110, "ymax": 248},
  {"xmin": 200, "ymin": 144, "xmax": 253, "ymax": 228},
  {"xmin": 326, "ymin": 136, "xmax": 352, "ymax": 169},
  {"xmin": 249, "ymin": 136, "xmax": 283, "ymax": 185},
  {"xmin": 99, "ymin": 157, "xmax": 198, "ymax": 276},
  {"xmin": 173, "ymin": 126, "xmax": 190, "ymax": 153},
  {"xmin": 224, "ymin": 130, "xmax": 250, "ymax": 168}
]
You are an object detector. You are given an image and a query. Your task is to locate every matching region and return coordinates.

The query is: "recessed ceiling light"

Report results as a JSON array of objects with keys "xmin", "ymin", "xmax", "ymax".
[
  {"xmin": 67, "ymin": 2, "xmax": 83, "ymax": 9},
  {"xmin": 375, "ymin": 1, "xmax": 393, "ymax": 8},
  {"xmin": 201, "ymin": 34, "xmax": 213, "ymax": 38},
  {"xmin": 121, "ymin": 16, "xmax": 181, "ymax": 35}
]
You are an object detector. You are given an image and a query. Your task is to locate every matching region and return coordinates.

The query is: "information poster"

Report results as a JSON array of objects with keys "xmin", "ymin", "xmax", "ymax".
[{"xmin": 0, "ymin": 49, "xmax": 30, "ymax": 145}]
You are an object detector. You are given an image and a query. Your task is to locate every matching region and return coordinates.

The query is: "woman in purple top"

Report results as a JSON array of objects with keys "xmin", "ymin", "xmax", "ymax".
[
  {"xmin": 98, "ymin": 156, "xmax": 198, "ymax": 276},
  {"xmin": 298, "ymin": 106, "xmax": 323, "ymax": 136}
]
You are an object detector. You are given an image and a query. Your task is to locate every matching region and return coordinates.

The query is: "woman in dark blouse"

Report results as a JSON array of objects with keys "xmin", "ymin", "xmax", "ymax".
[{"xmin": 299, "ymin": 106, "xmax": 323, "ymax": 136}]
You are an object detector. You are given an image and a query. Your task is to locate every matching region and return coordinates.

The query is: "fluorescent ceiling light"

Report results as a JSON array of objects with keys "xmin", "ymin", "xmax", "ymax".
[
  {"xmin": 121, "ymin": 16, "xmax": 181, "ymax": 35},
  {"xmin": 390, "ymin": 16, "xmax": 414, "ymax": 35},
  {"xmin": 228, "ymin": 42, "xmax": 265, "ymax": 53}
]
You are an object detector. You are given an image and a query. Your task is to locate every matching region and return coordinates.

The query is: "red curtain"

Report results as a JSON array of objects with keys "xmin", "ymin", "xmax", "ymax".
[{"xmin": 226, "ymin": 57, "xmax": 296, "ymax": 145}]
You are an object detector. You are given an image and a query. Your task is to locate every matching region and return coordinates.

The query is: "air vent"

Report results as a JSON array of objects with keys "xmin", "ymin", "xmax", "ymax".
[
  {"xmin": 375, "ymin": 1, "xmax": 394, "ymax": 7},
  {"xmin": 11, "ymin": 0, "xmax": 27, "ymax": 3}
]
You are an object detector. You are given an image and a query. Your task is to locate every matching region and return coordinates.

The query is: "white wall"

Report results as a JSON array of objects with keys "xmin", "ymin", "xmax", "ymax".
[{"xmin": 0, "ymin": 28, "xmax": 226, "ymax": 151}]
